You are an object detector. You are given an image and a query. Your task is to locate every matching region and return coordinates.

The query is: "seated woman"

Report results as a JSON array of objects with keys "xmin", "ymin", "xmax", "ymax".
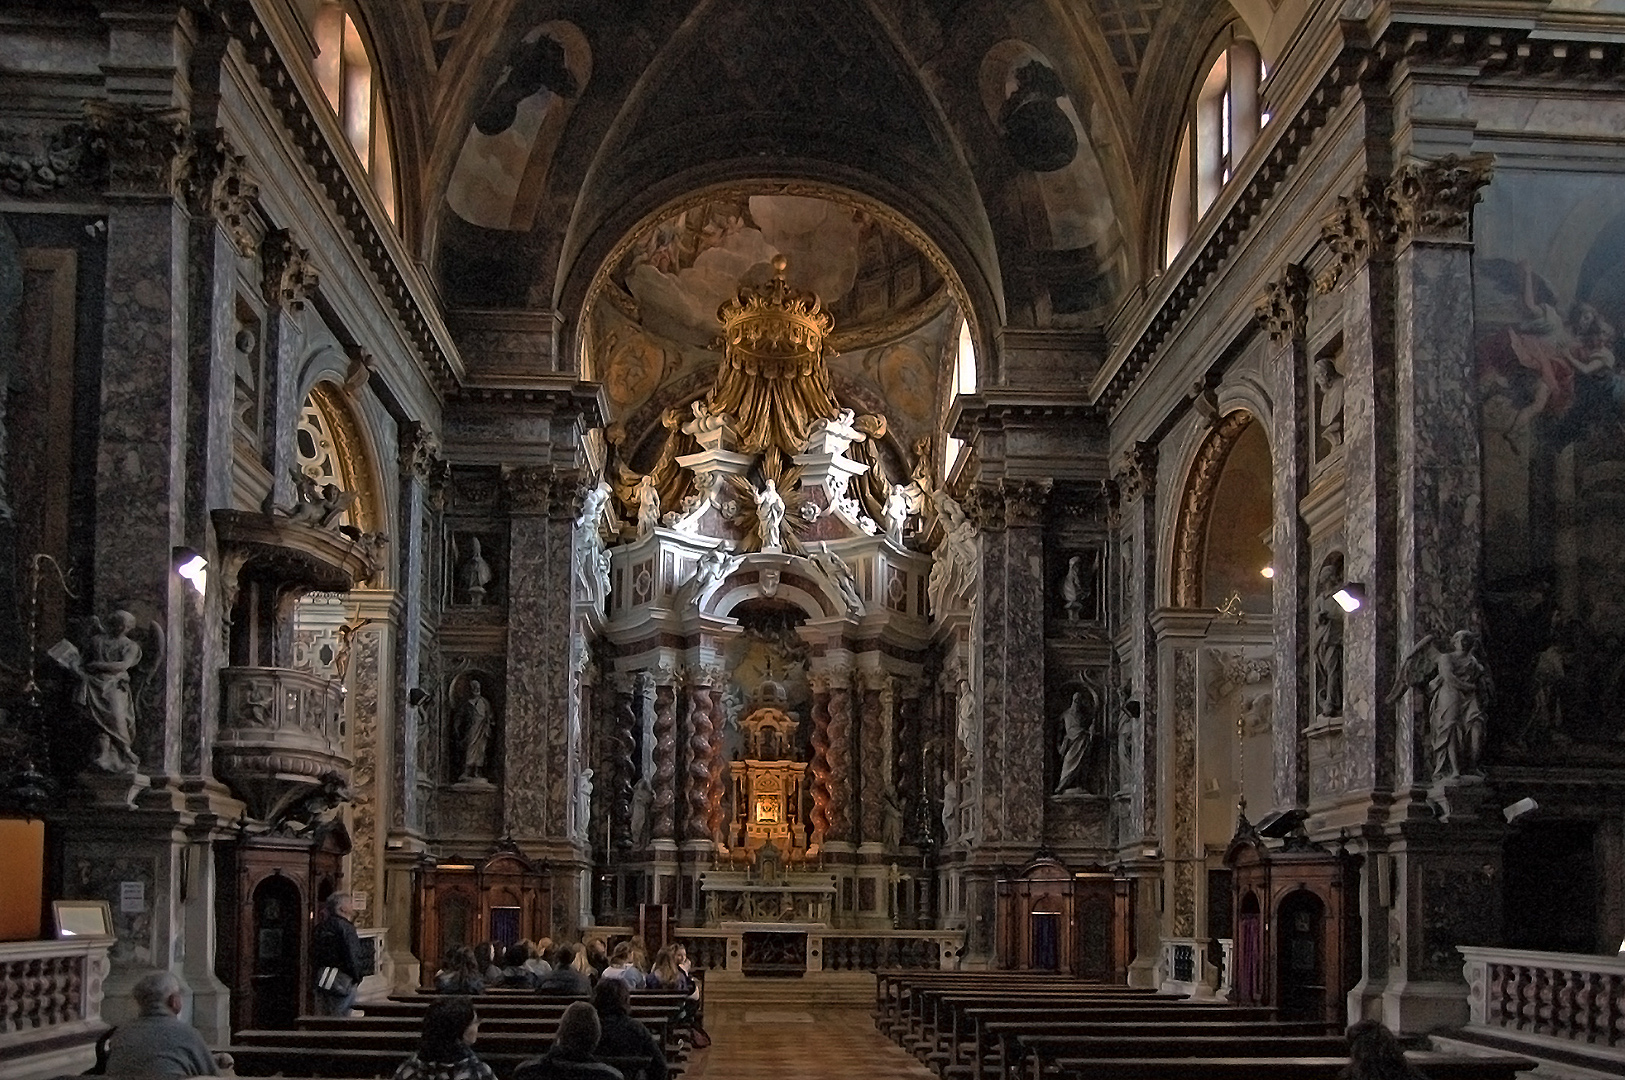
[
  {"xmin": 392, "ymin": 997, "xmax": 496, "ymax": 1080},
  {"xmin": 599, "ymin": 942, "xmax": 646, "ymax": 989},
  {"xmin": 513, "ymin": 1001, "xmax": 625, "ymax": 1080},
  {"xmin": 433, "ymin": 946, "xmax": 485, "ymax": 996},
  {"xmin": 645, "ymin": 945, "xmax": 705, "ymax": 1045},
  {"xmin": 592, "ymin": 978, "xmax": 667, "ymax": 1080}
]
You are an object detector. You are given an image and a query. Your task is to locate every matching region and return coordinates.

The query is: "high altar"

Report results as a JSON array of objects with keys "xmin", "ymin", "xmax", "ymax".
[{"xmin": 580, "ymin": 255, "xmax": 953, "ymax": 931}]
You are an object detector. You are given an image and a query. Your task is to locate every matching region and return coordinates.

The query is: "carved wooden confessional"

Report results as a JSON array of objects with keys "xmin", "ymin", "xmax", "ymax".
[
  {"xmin": 996, "ymin": 853, "xmax": 1132, "ymax": 980},
  {"xmin": 414, "ymin": 843, "xmax": 551, "ymax": 983},
  {"xmin": 215, "ymin": 821, "xmax": 350, "ymax": 1031},
  {"xmin": 1225, "ymin": 812, "xmax": 1360, "ymax": 1023}
]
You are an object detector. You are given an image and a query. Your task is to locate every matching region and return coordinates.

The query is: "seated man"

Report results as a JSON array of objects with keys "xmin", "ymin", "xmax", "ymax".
[
  {"xmin": 105, "ymin": 971, "xmax": 226, "ymax": 1078},
  {"xmin": 534, "ymin": 944, "xmax": 592, "ymax": 996},
  {"xmin": 513, "ymin": 1001, "xmax": 624, "ymax": 1080},
  {"xmin": 592, "ymin": 978, "xmax": 667, "ymax": 1080}
]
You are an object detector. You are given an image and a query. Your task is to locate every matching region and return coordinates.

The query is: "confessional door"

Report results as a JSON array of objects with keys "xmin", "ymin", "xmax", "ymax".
[
  {"xmin": 250, "ymin": 876, "xmax": 303, "ymax": 1030},
  {"xmin": 1276, "ymin": 890, "xmax": 1326, "ymax": 1020},
  {"xmin": 1072, "ymin": 877, "xmax": 1116, "ymax": 981}
]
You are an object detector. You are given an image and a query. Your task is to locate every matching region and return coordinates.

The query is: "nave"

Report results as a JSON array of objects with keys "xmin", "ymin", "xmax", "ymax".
[{"xmin": 683, "ymin": 1004, "xmax": 933, "ymax": 1080}]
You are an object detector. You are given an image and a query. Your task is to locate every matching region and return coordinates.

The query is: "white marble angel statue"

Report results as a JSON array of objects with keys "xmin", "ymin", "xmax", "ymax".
[
  {"xmin": 883, "ymin": 484, "xmax": 909, "ymax": 546},
  {"xmin": 1388, "ymin": 629, "xmax": 1492, "ymax": 781},
  {"xmin": 634, "ymin": 474, "xmax": 661, "ymax": 539},
  {"xmin": 810, "ymin": 542, "xmax": 864, "ymax": 614},
  {"xmin": 682, "ymin": 544, "xmax": 744, "ymax": 609}
]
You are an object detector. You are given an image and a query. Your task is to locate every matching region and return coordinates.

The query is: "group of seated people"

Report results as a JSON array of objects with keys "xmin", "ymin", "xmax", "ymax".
[
  {"xmin": 434, "ymin": 937, "xmax": 699, "ymax": 1004},
  {"xmin": 393, "ymin": 980, "xmax": 670, "ymax": 1080}
]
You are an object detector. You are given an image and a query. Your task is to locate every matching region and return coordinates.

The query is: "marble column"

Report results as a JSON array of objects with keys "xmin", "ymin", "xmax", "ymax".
[
  {"xmin": 705, "ymin": 682, "xmax": 727, "ymax": 844},
  {"xmin": 808, "ymin": 678, "xmax": 833, "ymax": 848},
  {"xmin": 611, "ymin": 675, "xmax": 636, "ymax": 850},
  {"xmin": 682, "ymin": 671, "xmax": 716, "ymax": 843},
  {"xmin": 971, "ymin": 479, "xmax": 1051, "ymax": 851},
  {"xmin": 857, "ymin": 667, "xmax": 887, "ymax": 847},
  {"xmin": 650, "ymin": 673, "xmax": 678, "ymax": 842},
  {"xmin": 825, "ymin": 668, "xmax": 854, "ymax": 846},
  {"xmin": 1257, "ymin": 266, "xmax": 1314, "ymax": 811}
]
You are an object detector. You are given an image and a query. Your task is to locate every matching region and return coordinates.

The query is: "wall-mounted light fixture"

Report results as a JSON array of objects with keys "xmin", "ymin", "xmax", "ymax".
[
  {"xmin": 1260, "ymin": 566, "xmax": 1275, "ymax": 579},
  {"xmin": 1332, "ymin": 582, "xmax": 1366, "ymax": 612},
  {"xmin": 173, "ymin": 547, "xmax": 207, "ymax": 596}
]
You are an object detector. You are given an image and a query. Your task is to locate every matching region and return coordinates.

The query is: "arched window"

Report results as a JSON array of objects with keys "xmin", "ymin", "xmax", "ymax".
[
  {"xmin": 944, "ymin": 317, "xmax": 976, "ymax": 478},
  {"xmin": 312, "ymin": 2, "xmax": 397, "ymax": 222},
  {"xmin": 1165, "ymin": 35, "xmax": 1265, "ymax": 265}
]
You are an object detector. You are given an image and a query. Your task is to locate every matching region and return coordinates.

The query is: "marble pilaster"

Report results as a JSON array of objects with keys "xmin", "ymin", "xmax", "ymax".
[
  {"xmin": 1258, "ymin": 265, "xmax": 1314, "ymax": 811},
  {"xmin": 970, "ymin": 479, "xmax": 1050, "ymax": 851},
  {"xmin": 1113, "ymin": 444, "xmax": 1158, "ymax": 850},
  {"xmin": 392, "ymin": 423, "xmax": 444, "ymax": 837},
  {"xmin": 808, "ymin": 679, "xmax": 833, "ymax": 847}
]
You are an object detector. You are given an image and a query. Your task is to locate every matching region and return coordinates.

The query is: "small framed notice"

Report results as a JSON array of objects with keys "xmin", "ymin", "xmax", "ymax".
[
  {"xmin": 53, "ymin": 900, "xmax": 113, "ymax": 939},
  {"xmin": 351, "ymin": 891, "xmax": 367, "ymax": 912},
  {"xmin": 119, "ymin": 881, "xmax": 145, "ymax": 913}
]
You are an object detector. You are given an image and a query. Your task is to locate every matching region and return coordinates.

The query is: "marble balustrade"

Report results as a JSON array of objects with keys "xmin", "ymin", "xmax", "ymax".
[{"xmin": 1460, "ymin": 946, "xmax": 1625, "ymax": 1056}]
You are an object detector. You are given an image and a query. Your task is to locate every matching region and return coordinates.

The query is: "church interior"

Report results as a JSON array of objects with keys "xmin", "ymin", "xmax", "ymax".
[{"xmin": 2, "ymin": 0, "xmax": 1625, "ymax": 1076}]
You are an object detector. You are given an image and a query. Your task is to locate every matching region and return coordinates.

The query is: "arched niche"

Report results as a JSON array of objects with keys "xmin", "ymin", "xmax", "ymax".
[{"xmin": 1170, "ymin": 410, "xmax": 1274, "ymax": 611}]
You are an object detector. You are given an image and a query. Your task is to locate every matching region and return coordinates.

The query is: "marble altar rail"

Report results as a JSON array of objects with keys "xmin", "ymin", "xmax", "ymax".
[
  {"xmin": 1459, "ymin": 945, "xmax": 1625, "ymax": 1061},
  {"xmin": 589, "ymin": 925, "xmax": 963, "ymax": 975},
  {"xmin": 0, "ymin": 936, "xmax": 111, "ymax": 1080}
]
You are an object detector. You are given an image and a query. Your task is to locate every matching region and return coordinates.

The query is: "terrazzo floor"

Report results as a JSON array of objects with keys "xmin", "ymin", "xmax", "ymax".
[{"xmin": 680, "ymin": 1004, "xmax": 936, "ymax": 1079}]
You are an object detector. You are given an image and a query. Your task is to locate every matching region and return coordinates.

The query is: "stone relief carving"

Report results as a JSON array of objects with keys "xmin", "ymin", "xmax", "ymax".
[
  {"xmin": 809, "ymin": 542, "xmax": 864, "ymax": 614},
  {"xmin": 1207, "ymin": 649, "xmax": 1274, "ymax": 741},
  {"xmin": 1112, "ymin": 442, "xmax": 1156, "ymax": 503},
  {"xmin": 283, "ymin": 467, "xmax": 355, "ymax": 528},
  {"xmin": 1390, "ymin": 630, "xmax": 1492, "ymax": 782},
  {"xmin": 260, "ymin": 229, "xmax": 320, "ymax": 312},
  {"xmin": 1255, "ymin": 264, "xmax": 1311, "ymax": 342}
]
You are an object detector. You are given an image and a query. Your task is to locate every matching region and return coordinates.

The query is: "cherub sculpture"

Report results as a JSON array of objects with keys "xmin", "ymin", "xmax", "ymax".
[
  {"xmin": 1388, "ymin": 629, "xmax": 1492, "ymax": 782},
  {"xmin": 284, "ymin": 468, "xmax": 355, "ymax": 528}
]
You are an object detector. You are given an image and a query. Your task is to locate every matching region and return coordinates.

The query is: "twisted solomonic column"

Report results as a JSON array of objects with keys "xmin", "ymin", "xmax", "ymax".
[
  {"xmin": 651, "ymin": 673, "xmax": 678, "ymax": 841},
  {"xmin": 705, "ymin": 680, "xmax": 727, "ymax": 844},
  {"xmin": 808, "ymin": 673, "xmax": 834, "ymax": 847},
  {"xmin": 683, "ymin": 672, "xmax": 716, "ymax": 842},
  {"xmin": 859, "ymin": 668, "xmax": 888, "ymax": 843},
  {"xmin": 826, "ymin": 668, "xmax": 854, "ymax": 843},
  {"xmin": 612, "ymin": 675, "xmax": 637, "ymax": 850}
]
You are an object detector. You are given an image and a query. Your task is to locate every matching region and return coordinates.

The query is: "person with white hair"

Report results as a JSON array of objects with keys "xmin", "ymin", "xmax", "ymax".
[
  {"xmin": 312, "ymin": 891, "xmax": 365, "ymax": 1016},
  {"xmin": 104, "ymin": 971, "xmax": 223, "ymax": 1077}
]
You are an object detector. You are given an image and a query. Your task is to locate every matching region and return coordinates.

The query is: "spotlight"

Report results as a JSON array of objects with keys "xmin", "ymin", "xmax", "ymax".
[
  {"xmin": 173, "ymin": 547, "xmax": 207, "ymax": 596},
  {"xmin": 1332, "ymin": 583, "xmax": 1366, "ymax": 612},
  {"xmin": 1260, "ymin": 566, "xmax": 1275, "ymax": 579},
  {"xmin": 1503, "ymin": 797, "xmax": 1539, "ymax": 824}
]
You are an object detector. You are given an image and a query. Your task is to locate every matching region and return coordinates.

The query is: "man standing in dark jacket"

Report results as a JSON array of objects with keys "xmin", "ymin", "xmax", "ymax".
[{"xmin": 312, "ymin": 892, "xmax": 365, "ymax": 1016}]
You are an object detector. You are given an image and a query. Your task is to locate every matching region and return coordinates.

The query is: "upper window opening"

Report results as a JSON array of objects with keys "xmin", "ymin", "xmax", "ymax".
[
  {"xmin": 945, "ymin": 317, "xmax": 977, "ymax": 478},
  {"xmin": 1165, "ymin": 36, "xmax": 1265, "ymax": 266},
  {"xmin": 313, "ymin": 3, "xmax": 397, "ymax": 222}
]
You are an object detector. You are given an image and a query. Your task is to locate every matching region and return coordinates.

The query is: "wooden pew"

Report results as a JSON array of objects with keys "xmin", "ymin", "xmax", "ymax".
[
  {"xmin": 1035, "ymin": 1053, "xmax": 1536, "ymax": 1080},
  {"xmin": 222, "ymin": 1045, "xmax": 666, "ymax": 1079},
  {"xmin": 974, "ymin": 1016, "xmax": 1334, "ymax": 1080},
  {"xmin": 898, "ymin": 983, "xmax": 1178, "ymax": 1054}
]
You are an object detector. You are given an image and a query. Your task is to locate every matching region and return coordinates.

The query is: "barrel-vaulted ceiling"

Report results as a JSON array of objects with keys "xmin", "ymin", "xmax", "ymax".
[{"xmin": 354, "ymin": 0, "xmax": 1303, "ymax": 440}]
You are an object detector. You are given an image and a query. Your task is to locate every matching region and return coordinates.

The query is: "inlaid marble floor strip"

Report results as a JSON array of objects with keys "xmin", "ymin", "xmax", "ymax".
[{"xmin": 682, "ymin": 1004, "xmax": 936, "ymax": 1079}]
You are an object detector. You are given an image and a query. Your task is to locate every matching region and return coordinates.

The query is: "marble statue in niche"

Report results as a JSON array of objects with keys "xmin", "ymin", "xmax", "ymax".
[
  {"xmin": 1314, "ymin": 354, "xmax": 1344, "ymax": 456},
  {"xmin": 1115, "ymin": 696, "xmax": 1140, "ymax": 795},
  {"xmin": 955, "ymin": 678, "xmax": 976, "ymax": 765},
  {"xmin": 456, "ymin": 537, "xmax": 494, "ymax": 606},
  {"xmin": 454, "ymin": 678, "xmax": 495, "ymax": 782},
  {"xmin": 634, "ymin": 474, "xmax": 661, "ymax": 539},
  {"xmin": 52, "ymin": 611, "xmax": 155, "ymax": 774},
  {"xmin": 1053, "ymin": 682, "xmax": 1101, "ymax": 795},
  {"xmin": 882, "ymin": 785, "xmax": 904, "ymax": 849},
  {"xmin": 1312, "ymin": 553, "xmax": 1345, "ymax": 720},
  {"xmin": 1060, "ymin": 550, "xmax": 1101, "ymax": 622},
  {"xmin": 1391, "ymin": 630, "xmax": 1492, "ymax": 781},
  {"xmin": 755, "ymin": 478, "xmax": 786, "ymax": 550}
]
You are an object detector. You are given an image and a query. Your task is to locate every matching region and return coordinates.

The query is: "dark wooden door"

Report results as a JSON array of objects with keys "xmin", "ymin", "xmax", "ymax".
[{"xmin": 250, "ymin": 876, "xmax": 303, "ymax": 1030}]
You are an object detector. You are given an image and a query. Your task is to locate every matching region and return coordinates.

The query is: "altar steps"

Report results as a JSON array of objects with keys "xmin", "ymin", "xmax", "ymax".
[{"xmin": 701, "ymin": 970, "xmax": 874, "ymax": 1007}]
